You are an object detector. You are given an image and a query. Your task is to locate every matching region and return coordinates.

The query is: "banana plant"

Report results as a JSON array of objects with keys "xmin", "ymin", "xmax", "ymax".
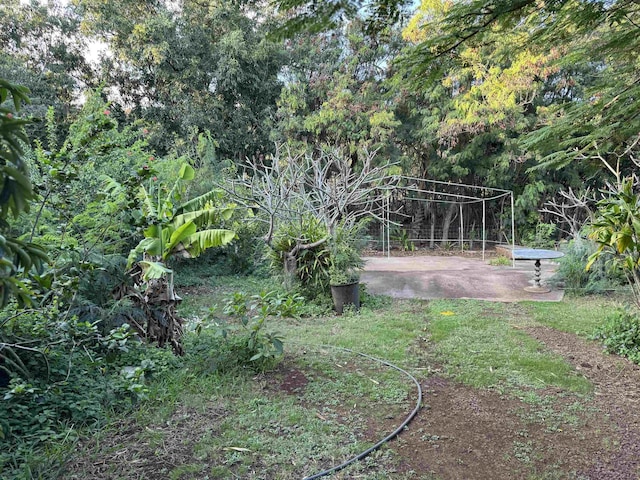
[
  {"xmin": 126, "ymin": 163, "xmax": 235, "ymax": 281},
  {"xmin": 106, "ymin": 163, "xmax": 236, "ymax": 354}
]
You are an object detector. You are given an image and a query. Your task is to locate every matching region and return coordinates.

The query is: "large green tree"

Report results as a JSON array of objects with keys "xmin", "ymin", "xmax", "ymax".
[
  {"xmin": 272, "ymin": 0, "xmax": 640, "ymax": 173},
  {"xmin": 76, "ymin": 0, "xmax": 285, "ymax": 160},
  {"xmin": 0, "ymin": 0, "xmax": 93, "ymax": 141},
  {"xmin": 272, "ymin": 21, "xmax": 406, "ymax": 165}
]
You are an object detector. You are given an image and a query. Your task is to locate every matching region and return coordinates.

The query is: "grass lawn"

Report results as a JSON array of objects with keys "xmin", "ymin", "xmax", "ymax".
[{"xmin": 62, "ymin": 274, "xmax": 634, "ymax": 480}]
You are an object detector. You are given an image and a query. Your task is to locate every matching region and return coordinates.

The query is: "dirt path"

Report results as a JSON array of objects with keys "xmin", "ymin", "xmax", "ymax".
[
  {"xmin": 389, "ymin": 329, "xmax": 640, "ymax": 479},
  {"xmin": 526, "ymin": 327, "xmax": 640, "ymax": 479},
  {"xmin": 63, "ymin": 326, "xmax": 640, "ymax": 479}
]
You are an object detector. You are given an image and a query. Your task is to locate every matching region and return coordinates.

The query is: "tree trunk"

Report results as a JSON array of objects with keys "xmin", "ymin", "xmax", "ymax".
[
  {"xmin": 441, "ymin": 202, "xmax": 458, "ymax": 244},
  {"xmin": 283, "ymin": 251, "xmax": 298, "ymax": 290},
  {"xmin": 115, "ymin": 265, "xmax": 185, "ymax": 355}
]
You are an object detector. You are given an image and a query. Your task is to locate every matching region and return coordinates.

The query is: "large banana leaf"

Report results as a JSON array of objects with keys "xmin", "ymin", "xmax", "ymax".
[
  {"xmin": 176, "ymin": 189, "xmax": 223, "ymax": 213},
  {"xmin": 183, "ymin": 228, "xmax": 235, "ymax": 257},
  {"xmin": 137, "ymin": 185, "xmax": 158, "ymax": 220},
  {"xmin": 173, "ymin": 206, "xmax": 235, "ymax": 228},
  {"xmin": 127, "ymin": 237, "xmax": 158, "ymax": 268},
  {"xmin": 163, "ymin": 221, "xmax": 197, "ymax": 259},
  {"xmin": 138, "ymin": 260, "xmax": 172, "ymax": 280}
]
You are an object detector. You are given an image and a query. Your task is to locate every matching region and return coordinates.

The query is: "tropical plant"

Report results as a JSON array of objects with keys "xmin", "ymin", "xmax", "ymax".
[
  {"xmin": 265, "ymin": 215, "xmax": 331, "ymax": 293},
  {"xmin": 192, "ymin": 290, "xmax": 287, "ymax": 373},
  {"xmin": 391, "ymin": 226, "xmax": 415, "ymax": 252},
  {"xmin": 0, "ymin": 79, "xmax": 49, "ymax": 308},
  {"xmin": 107, "ymin": 163, "xmax": 236, "ymax": 354},
  {"xmin": 587, "ymin": 177, "xmax": 640, "ymax": 308},
  {"xmin": 593, "ymin": 307, "xmax": 640, "ymax": 365}
]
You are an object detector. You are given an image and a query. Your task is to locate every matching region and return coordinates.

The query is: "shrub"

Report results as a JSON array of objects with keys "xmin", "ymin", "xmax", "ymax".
[
  {"xmin": 593, "ymin": 307, "xmax": 640, "ymax": 364},
  {"xmin": 521, "ymin": 222, "xmax": 557, "ymax": 249},
  {"xmin": 552, "ymin": 238, "xmax": 625, "ymax": 294},
  {"xmin": 489, "ymin": 255, "xmax": 511, "ymax": 266},
  {"xmin": 189, "ymin": 290, "xmax": 293, "ymax": 374},
  {"xmin": 0, "ymin": 307, "xmax": 179, "ymax": 478},
  {"xmin": 265, "ymin": 216, "xmax": 331, "ymax": 296}
]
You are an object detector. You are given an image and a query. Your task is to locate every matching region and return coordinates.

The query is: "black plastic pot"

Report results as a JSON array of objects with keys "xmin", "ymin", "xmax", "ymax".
[{"xmin": 330, "ymin": 282, "xmax": 360, "ymax": 315}]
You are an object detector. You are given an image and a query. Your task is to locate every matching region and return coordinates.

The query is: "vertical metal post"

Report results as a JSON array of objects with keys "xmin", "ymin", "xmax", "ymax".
[
  {"xmin": 382, "ymin": 195, "xmax": 386, "ymax": 258},
  {"xmin": 482, "ymin": 199, "xmax": 486, "ymax": 261},
  {"xmin": 381, "ymin": 216, "xmax": 385, "ymax": 255},
  {"xmin": 511, "ymin": 192, "xmax": 516, "ymax": 268},
  {"xmin": 386, "ymin": 195, "xmax": 391, "ymax": 258},
  {"xmin": 459, "ymin": 203, "xmax": 464, "ymax": 252}
]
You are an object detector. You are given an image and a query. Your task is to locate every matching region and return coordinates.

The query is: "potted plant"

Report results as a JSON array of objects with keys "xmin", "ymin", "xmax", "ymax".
[{"xmin": 328, "ymin": 224, "xmax": 366, "ymax": 314}]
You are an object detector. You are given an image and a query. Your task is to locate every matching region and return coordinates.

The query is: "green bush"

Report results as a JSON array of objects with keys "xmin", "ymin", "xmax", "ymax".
[
  {"xmin": 0, "ymin": 308, "xmax": 179, "ymax": 479},
  {"xmin": 521, "ymin": 222, "xmax": 557, "ymax": 248},
  {"xmin": 265, "ymin": 216, "xmax": 331, "ymax": 297},
  {"xmin": 489, "ymin": 255, "xmax": 512, "ymax": 266},
  {"xmin": 552, "ymin": 238, "xmax": 625, "ymax": 294},
  {"xmin": 593, "ymin": 307, "xmax": 640, "ymax": 364},
  {"xmin": 188, "ymin": 290, "xmax": 295, "ymax": 374}
]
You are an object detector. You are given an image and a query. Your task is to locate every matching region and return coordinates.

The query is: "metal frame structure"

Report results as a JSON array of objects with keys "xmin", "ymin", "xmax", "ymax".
[{"xmin": 371, "ymin": 176, "xmax": 515, "ymax": 261}]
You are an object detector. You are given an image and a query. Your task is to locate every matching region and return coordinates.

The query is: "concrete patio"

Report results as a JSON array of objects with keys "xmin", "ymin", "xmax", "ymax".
[{"xmin": 361, "ymin": 255, "xmax": 564, "ymax": 302}]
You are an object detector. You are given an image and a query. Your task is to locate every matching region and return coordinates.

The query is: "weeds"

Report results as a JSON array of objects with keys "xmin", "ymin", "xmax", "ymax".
[
  {"xmin": 489, "ymin": 255, "xmax": 512, "ymax": 266},
  {"xmin": 592, "ymin": 307, "xmax": 640, "ymax": 364}
]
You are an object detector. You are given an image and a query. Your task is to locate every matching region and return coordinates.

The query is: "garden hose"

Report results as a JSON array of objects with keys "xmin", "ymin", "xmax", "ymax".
[{"xmin": 299, "ymin": 345, "xmax": 423, "ymax": 480}]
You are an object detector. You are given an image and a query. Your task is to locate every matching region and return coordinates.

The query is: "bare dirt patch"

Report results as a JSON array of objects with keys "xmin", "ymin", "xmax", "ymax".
[
  {"xmin": 380, "ymin": 375, "xmax": 614, "ymax": 479},
  {"xmin": 526, "ymin": 327, "xmax": 640, "ymax": 479},
  {"xmin": 276, "ymin": 364, "xmax": 310, "ymax": 394}
]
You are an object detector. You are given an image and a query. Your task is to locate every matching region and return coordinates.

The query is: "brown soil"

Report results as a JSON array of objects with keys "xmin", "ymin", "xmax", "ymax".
[
  {"xmin": 386, "ymin": 329, "xmax": 640, "ymax": 479},
  {"xmin": 526, "ymin": 327, "xmax": 640, "ymax": 479}
]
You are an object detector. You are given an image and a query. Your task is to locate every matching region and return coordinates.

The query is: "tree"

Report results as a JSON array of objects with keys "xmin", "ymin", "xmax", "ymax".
[
  {"xmin": 0, "ymin": 0, "xmax": 93, "ymax": 140},
  {"xmin": 272, "ymin": 22, "xmax": 404, "ymax": 163},
  {"xmin": 0, "ymin": 79, "xmax": 48, "ymax": 307},
  {"xmin": 76, "ymin": 0, "xmax": 285, "ymax": 160},
  {"xmin": 587, "ymin": 137, "xmax": 640, "ymax": 308},
  {"xmin": 108, "ymin": 163, "xmax": 236, "ymax": 354},
  {"xmin": 271, "ymin": 0, "xmax": 640, "ymax": 175},
  {"xmin": 219, "ymin": 146, "xmax": 396, "ymax": 288}
]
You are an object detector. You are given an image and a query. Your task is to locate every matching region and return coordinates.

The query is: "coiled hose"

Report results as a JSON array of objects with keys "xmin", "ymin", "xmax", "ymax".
[{"xmin": 301, "ymin": 346, "xmax": 423, "ymax": 480}]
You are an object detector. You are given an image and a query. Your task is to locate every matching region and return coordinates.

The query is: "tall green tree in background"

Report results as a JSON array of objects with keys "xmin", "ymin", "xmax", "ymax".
[
  {"xmin": 75, "ymin": 0, "xmax": 285, "ymax": 161},
  {"xmin": 393, "ymin": 0, "xmax": 595, "ymax": 233},
  {"xmin": 0, "ymin": 0, "xmax": 93, "ymax": 141},
  {"xmin": 271, "ymin": 0, "xmax": 640, "ymax": 175},
  {"xmin": 273, "ymin": 22, "xmax": 404, "ymax": 164}
]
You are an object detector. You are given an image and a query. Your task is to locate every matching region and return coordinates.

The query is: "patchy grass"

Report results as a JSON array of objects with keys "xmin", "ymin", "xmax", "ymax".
[
  {"xmin": 60, "ymin": 276, "xmax": 632, "ymax": 480},
  {"xmin": 523, "ymin": 297, "xmax": 621, "ymax": 337},
  {"xmin": 425, "ymin": 300, "xmax": 592, "ymax": 393},
  {"xmin": 64, "ymin": 347, "xmax": 418, "ymax": 479}
]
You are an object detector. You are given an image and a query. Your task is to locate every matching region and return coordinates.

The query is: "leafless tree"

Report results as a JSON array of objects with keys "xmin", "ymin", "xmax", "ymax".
[
  {"xmin": 540, "ymin": 187, "xmax": 596, "ymax": 240},
  {"xmin": 218, "ymin": 145, "xmax": 398, "ymax": 282},
  {"xmin": 541, "ymin": 134, "xmax": 640, "ymax": 241}
]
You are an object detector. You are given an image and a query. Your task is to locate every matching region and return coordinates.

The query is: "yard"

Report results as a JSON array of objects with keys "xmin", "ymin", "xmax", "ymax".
[{"xmin": 61, "ymin": 273, "xmax": 640, "ymax": 480}]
